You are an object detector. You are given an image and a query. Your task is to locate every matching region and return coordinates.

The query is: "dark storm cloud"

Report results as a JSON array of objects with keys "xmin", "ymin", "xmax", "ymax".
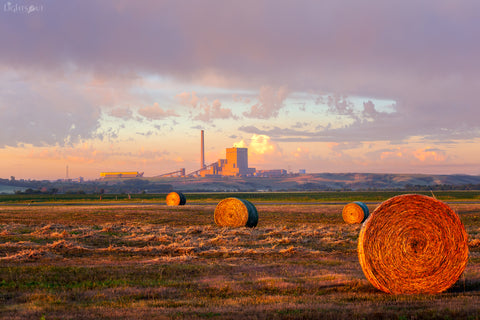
[{"xmin": 1, "ymin": 0, "xmax": 480, "ymax": 146}]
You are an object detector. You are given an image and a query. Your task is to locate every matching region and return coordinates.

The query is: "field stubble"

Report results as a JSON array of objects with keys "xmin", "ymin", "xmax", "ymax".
[{"xmin": 0, "ymin": 203, "xmax": 479, "ymax": 319}]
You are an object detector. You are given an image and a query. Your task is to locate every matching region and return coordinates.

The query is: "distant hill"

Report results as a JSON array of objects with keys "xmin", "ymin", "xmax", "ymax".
[
  {"xmin": 161, "ymin": 173, "xmax": 480, "ymax": 192},
  {"xmin": 2, "ymin": 173, "xmax": 480, "ymax": 194}
]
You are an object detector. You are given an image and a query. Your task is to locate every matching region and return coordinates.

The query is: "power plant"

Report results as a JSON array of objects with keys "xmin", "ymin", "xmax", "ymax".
[
  {"xmin": 100, "ymin": 130, "xmax": 289, "ymax": 179},
  {"xmin": 187, "ymin": 131, "xmax": 256, "ymax": 177},
  {"xmin": 193, "ymin": 146, "xmax": 256, "ymax": 177}
]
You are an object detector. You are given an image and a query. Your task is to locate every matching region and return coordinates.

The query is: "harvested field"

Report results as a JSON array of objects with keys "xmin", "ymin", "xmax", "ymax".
[{"xmin": 0, "ymin": 202, "xmax": 479, "ymax": 319}]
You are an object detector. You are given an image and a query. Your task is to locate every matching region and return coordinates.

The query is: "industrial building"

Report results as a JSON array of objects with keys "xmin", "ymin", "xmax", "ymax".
[
  {"xmin": 191, "ymin": 130, "xmax": 255, "ymax": 177},
  {"xmin": 224, "ymin": 147, "xmax": 253, "ymax": 176},
  {"xmin": 197, "ymin": 147, "xmax": 256, "ymax": 177},
  {"xmin": 100, "ymin": 172, "xmax": 144, "ymax": 179},
  {"xmin": 255, "ymin": 169, "xmax": 287, "ymax": 177}
]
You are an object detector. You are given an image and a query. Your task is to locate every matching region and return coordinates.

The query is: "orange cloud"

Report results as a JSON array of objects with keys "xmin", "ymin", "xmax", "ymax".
[
  {"xmin": 413, "ymin": 148, "xmax": 446, "ymax": 162},
  {"xmin": 233, "ymin": 140, "xmax": 247, "ymax": 148},
  {"xmin": 233, "ymin": 134, "xmax": 282, "ymax": 166},
  {"xmin": 194, "ymin": 99, "xmax": 236, "ymax": 122},
  {"xmin": 380, "ymin": 150, "xmax": 403, "ymax": 160},
  {"xmin": 138, "ymin": 103, "xmax": 178, "ymax": 120},
  {"xmin": 176, "ymin": 91, "xmax": 199, "ymax": 108},
  {"xmin": 249, "ymin": 134, "xmax": 279, "ymax": 155},
  {"xmin": 292, "ymin": 146, "xmax": 310, "ymax": 159},
  {"xmin": 24, "ymin": 143, "xmax": 101, "ymax": 164},
  {"xmin": 327, "ymin": 142, "xmax": 343, "ymax": 157}
]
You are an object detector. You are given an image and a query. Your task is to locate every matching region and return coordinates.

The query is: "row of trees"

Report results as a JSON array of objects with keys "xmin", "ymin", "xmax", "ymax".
[{"xmin": 10, "ymin": 179, "xmax": 173, "ymax": 195}]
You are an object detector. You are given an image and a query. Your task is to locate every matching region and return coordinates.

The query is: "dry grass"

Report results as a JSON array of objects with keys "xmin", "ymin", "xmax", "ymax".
[{"xmin": 0, "ymin": 202, "xmax": 479, "ymax": 319}]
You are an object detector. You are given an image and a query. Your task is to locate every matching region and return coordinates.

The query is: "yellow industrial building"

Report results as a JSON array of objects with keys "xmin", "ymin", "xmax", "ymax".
[
  {"xmin": 100, "ymin": 172, "xmax": 144, "ymax": 179},
  {"xmin": 199, "ymin": 147, "xmax": 256, "ymax": 177}
]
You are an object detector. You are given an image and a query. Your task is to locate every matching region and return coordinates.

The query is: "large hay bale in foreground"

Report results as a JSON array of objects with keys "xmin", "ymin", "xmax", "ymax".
[
  {"xmin": 166, "ymin": 192, "xmax": 186, "ymax": 206},
  {"xmin": 214, "ymin": 198, "xmax": 258, "ymax": 228},
  {"xmin": 358, "ymin": 194, "xmax": 469, "ymax": 294},
  {"xmin": 342, "ymin": 201, "xmax": 369, "ymax": 224}
]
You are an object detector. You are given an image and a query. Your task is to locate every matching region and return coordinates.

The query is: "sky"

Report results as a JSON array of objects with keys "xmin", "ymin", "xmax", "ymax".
[{"xmin": 1, "ymin": 0, "xmax": 480, "ymax": 180}]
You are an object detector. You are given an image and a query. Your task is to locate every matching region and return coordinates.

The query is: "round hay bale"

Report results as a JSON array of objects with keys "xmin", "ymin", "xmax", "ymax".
[
  {"xmin": 342, "ymin": 201, "xmax": 369, "ymax": 224},
  {"xmin": 358, "ymin": 194, "xmax": 469, "ymax": 294},
  {"xmin": 214, "ymin": 197, "xmax": 258, "ymax": 228},
  {"xmin": 166, "ymin": 192, "xmax": 186, "ymax": 206}
]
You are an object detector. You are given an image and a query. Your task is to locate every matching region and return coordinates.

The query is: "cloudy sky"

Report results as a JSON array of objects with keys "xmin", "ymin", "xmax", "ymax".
[{"xmin": 1, "ymin": 0, "xmax": 480, "ymax": 180}]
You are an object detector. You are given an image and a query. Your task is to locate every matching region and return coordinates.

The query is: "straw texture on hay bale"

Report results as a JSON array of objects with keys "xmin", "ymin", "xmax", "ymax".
[
  {"xmin": 214, "ymin": 198, "xmax": 258, "ymax": 228},
  {"xmin": 342, "ymin": 201, "xmax": 369, "ymax": 224},
  {"xmin": 358, "ymin": 194, "xmax": 469, "ymax": 294},
  {"xmin": 166, "ymin": 192, "xmax": 186, "ymax": 206}
]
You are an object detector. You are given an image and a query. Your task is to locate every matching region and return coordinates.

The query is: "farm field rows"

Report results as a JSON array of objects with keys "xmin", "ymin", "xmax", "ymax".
[{"xmin": 0, "ymin": 198, "xmax": 479, "ymax": 319}]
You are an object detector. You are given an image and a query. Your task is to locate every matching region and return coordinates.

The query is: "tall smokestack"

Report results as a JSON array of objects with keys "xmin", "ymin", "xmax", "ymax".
[{"xmin": 201, "ymin": 130, "xmax": 205, "ymax": 169}]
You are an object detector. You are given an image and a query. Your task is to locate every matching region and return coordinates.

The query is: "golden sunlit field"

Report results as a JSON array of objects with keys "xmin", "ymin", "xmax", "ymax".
[{"xmin": 1, "ymin": 201, "xmax": 480, "ymax": 319}]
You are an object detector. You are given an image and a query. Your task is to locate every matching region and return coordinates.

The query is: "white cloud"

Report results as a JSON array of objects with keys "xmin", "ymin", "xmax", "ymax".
[
  {"xmin": 362, "ymin": 101, "xmax": 379, "ymax": 119},
  {"xmin": 138, "ymin": 103, "xmax": 178, "ymax": 120},
  {"xmin": 243, "ymin": 86, "xmax": 289, "ymax": 119},
  {"xmin": 176, "ymin": 91, "xmax": 199, "ymax": 108},
  {"xmin": 0, "ymin": 70, "xmax": 102, "ymax": 147},
  {"xmin": 194, "ymin": 99, "xmax": 237, "ymax": 122},
  {"xmin": 326, "ymin": 94, "xmax": 356, "ymax": 118},
  {"xmin": 108, "ymin": 107, "xmax": 133, "ymax": 120}
]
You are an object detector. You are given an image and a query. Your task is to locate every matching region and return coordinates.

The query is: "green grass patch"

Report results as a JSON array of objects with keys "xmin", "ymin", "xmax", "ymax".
[{"xmin": 2, "ymin": 190, "xmax": 480, "ymax": 204}]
